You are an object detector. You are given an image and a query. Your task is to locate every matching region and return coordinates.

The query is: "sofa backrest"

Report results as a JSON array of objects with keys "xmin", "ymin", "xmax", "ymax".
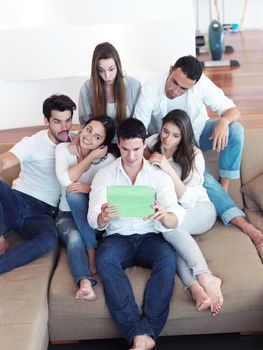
[
  {"xmin": 241, "ymin": 128, "xmax": 263, "ymax": 185},
  {"xmin": 0, "ymin": 143, "xmax": 20, "ymax": 186}
]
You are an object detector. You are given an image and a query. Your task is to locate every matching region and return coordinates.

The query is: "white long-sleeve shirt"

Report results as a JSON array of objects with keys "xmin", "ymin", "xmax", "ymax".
[
  {"xmin": 55, "ymin": 142, "xmax": 115, "ymax": 211},
  {"xmin": 147, "ymin": 134, "xmax": 211, "ymax": 209},
  {"xmin": 134, "ymin": 72, "xmax": 236, "ymax": 142},
  {"xmin": 88, "ymin": 157, "xmax": 186, "ymax": 237}
]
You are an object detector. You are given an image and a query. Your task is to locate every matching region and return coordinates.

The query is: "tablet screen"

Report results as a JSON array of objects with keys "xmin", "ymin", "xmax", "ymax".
[{"xmin": 107, "ymin": 186, "xmax": 155, "ymax": 217}]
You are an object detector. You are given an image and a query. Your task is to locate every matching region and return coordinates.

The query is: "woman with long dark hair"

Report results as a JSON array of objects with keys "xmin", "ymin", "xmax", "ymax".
[
  {"xmin": 55, "ymin": 115, "xmax": 115, "ymax": 301},
  {"xmin": 146, "ymin": 109, "xmax": 223, "ymax": 316}
]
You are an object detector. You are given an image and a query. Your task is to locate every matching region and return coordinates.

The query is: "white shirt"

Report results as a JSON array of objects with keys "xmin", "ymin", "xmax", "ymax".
[
  {"xmin": 147, "ymin": 134, "xmax": 211, "ymax": 208},
  {"xmin": 88, "ymin": 157, "xmax": 186, "ymax": 236},
  {"xmin": 134, "ymin": 72, "xmax": 236, "ymax": 142},
  {"xmin": 55, "ymin": 142, "xmax": 115, "ymax": 211},
  {"xmin": 10, "ymin": 130, "xmax": 61, "ymax": 207}
]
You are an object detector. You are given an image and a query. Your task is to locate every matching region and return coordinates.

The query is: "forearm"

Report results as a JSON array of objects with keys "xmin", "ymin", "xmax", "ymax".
[
  {"xmin": 168, "ymin": 171, "xmax": 186, "ymax": 199},
  {"xmin": 222, "ymin": 107, "xmax": 241, "ymax": 123},
  {"xmin": 67, "ymin": 156, "xmax": 93, "ymax": 182}
]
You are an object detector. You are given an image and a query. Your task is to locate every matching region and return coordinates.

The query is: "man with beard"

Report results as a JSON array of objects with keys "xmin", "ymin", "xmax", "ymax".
[{"xmin": 0, "ymin": 94, "xmax": 75, "ymax": 274}]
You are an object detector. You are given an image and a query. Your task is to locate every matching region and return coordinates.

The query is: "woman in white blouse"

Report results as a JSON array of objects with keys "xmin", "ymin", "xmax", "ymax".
[
  {"xmin": 145, "ymin": 109, "xmax": 223, "ymax": 316},
  {"xmin": 55, "ymin": 116, "xmax": 115, "ymax": 301}
]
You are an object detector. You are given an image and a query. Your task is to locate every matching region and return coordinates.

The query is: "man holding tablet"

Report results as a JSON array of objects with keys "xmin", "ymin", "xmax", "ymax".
[{"xmin": 88, "ymin": 118, "xmax": 186, "ymax": 350}]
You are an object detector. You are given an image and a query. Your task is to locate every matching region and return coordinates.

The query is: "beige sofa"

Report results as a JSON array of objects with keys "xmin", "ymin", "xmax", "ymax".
[{"xmin": 1, "ymin": 129, "xmax": 263, "ymax": 349}]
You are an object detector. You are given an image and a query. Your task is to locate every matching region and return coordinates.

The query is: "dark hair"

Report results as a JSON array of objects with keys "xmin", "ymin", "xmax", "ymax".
[
  {"xmin": 84, "ymin": 115, "xmax": 115, "ymax": 146},
  {"xmin": 117, "ymin": 118, "xmax": 146, "ymax": 141},
  {"xmin": 153, "ymin": 109, "xmax": 198, "ymax": 181},
  {"xmin": 172, "ymin": 55, "xmax": 203, "ymax": 83},
  {"xmin": 43, "ymin": 94, "xmax": 76, "ymax": 121},
  {"xmin": 90, "ymin": 42, "xmax": 127, "ymax": 125}
]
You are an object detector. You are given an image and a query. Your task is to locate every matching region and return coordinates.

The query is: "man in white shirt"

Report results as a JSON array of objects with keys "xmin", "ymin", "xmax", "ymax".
[
  {"xmin": 88, "ymin": 118, "xmax": 185, "ymax": 350},
  {"xmin": 134, "ymin": 55, "xmax": 263, "ymax": 249},
  {"xmin": 0, "ymin": 94, "xmax": 76, "ymax": 273}
]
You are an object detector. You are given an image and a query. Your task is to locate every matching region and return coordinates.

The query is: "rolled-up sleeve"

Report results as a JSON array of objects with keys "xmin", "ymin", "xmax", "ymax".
[{"xmin": 88, "ymin": 167, "xmax": 109, "ymax": 230}]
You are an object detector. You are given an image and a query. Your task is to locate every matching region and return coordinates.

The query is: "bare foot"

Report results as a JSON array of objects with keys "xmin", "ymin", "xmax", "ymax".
[
  {"xmin": 198, "ymin": 273, "xmax": 223, "ymax": 316},
  {"xmin": 189, "ymin": 281, "xmax": 211, "ymax": 311},
  {"xmin": 231, "ymin": 216, "xmax": 263, "ymax": 249},
  {"xmin": 76, "ymin": 279, "xmax": 97, "ymax": 301},
  {"xmin": 130, "ymin": 334, "xmax": 155, "ymax": 350},
  {"xmin": 87, "ymin": 247, "xmax": 97, "ymax": 275},
  {"xmin": 0, "ymin": 236, "xmax": 9, "ymax": 255}
]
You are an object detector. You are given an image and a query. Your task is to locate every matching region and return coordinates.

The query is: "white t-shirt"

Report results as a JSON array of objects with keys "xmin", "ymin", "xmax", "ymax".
[
  {"xmin": 55, "ymin": 142, "xmax": 116, "ymax": 211},
  {"xmin": 147, "ymin": 134, "xmax": 210, "ymax": 208},
  {"xmin": 10, "ymin": 130, "xmax": 61, "ymax": 207}
]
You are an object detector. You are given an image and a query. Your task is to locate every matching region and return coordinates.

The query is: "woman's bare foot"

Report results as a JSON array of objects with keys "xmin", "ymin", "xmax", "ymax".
[
  {"xmin": 76, "ymin": 279, "xmax": 97, "ymax": 301},
  {"xmin": 87, "ymin": 247, "xmax": 97, "ymax": 275},
  {"xmin": 0, "ymin": 236, "xmax": 9, "ymax": 255},
  {"xmin": 231, "ymin": 216, "xmax": 263, "ymax": 249},
  {"xmin": 189, "ymin": 281, "xmax": 211, "ymax": 311},
  {"xmin": 130, "ymin": 334, "xmax": 155, "ymax": 350},
  {"xmin": 198, "ymin": 273, "xmax": 223, "ymax": 316}
]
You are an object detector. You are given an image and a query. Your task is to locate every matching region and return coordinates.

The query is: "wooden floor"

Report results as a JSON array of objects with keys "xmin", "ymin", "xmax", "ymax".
[
  {"xmin": 200, "ymin": 30, "xmax": 263, "ymax": 129},
  {"xmin": 0, "ymin": 30, "xmax": 262, "ymax": 144}
]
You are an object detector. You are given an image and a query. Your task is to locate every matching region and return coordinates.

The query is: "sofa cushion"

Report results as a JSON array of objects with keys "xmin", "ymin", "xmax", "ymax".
[{"xmin": 241, "ymin": 173, "xmax": 263, "ymax": 212}]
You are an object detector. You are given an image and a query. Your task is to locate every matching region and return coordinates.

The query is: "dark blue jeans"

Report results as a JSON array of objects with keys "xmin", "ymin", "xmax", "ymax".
[
  {"xmin": 0, "ymin": 180, "xmax": 58, "ymax": 273},
  {"xmin": 96, "ymin": 233, "xmax": 177, "ymax": 344}
]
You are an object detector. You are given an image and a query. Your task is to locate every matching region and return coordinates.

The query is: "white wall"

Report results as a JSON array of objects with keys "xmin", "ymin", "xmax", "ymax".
[
  {"xmin": 0, "ymin": 0, "xmax": 195, "ymax": 130},
  {"xmin": 194, "ymin": 0, "xmax": 263, "ymax": 33}
]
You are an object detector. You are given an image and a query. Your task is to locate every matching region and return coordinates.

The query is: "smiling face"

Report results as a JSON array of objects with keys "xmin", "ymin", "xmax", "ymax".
[
  {"xmin": 118, "ymin": 137, "xmax": 146, "ymax": 172},
  {"xmin": 165, "ymin": 67, "xmax": 196, "ymax": 99},
  {"xmin": 80, "ymin": 120, "xmax": 106, "ymax": 150},
  {"xmin": 45, "ymin": 110, "xmax": 72, "ymax": 144},
  {"xmin": 160, "ymin": 122, "xmax": 182, "ymax": 154},
  {"xmin": 97, "ymin": 58, "xmax": 118, "ymax": 86}
]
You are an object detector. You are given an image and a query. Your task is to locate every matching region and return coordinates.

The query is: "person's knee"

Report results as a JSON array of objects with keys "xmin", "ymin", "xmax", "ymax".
[
  {"xmin": 229, "ymin": 122, "xmax": 244, "ymax": 145},
  {"xmin": 158, "ymin": 245, "xmax": 177, "ymax": 273}
]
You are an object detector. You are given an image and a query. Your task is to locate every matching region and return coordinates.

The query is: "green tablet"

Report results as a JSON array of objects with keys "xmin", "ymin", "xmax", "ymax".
[{"xmin": 107, "ymin": 186, "xmax": 155, "ymax": 217}]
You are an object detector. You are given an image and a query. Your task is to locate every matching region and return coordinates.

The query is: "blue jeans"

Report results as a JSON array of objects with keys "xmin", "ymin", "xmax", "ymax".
[
  {"xmin": 199, "ymin": 120, "xmax": 245, "ymax": 225},
  {"xmin": 96, "ymin": 233, "xmax": 177, "ymax": 344},
  {"xmin": 199, "ymin": 119, "xmax": 244, "ymax": 179},
  {"xmin": 0, "ymin": 180, "xmax": 58, "ymax": 273},
  {"xmin": 55, "ymin": 211, "xmax": 96, "ymax": 287},
  {"xmin": 66, "ymin": 191, "xmax": 97, "ymax": 248}
]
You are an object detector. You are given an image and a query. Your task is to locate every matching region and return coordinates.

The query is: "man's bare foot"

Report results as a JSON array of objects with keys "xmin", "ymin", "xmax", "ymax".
[
  {"xmin": 231, "ymin": 216, "xmax": 263, "ymax": 249},
  {"xmin": 130, "ymin": 334, "xmax": 155, "ymax": 350},
  {"xmin": 87, "ymin": 247, "xmax": 97, "ymax": 275},
  {"xmin": 189, "ymin": 281, "xmax": 211, "ymax": 311},
  {"xmin": 76, "ymin": 279, "xmax": 97, "ymax": 301},
  {"xmin": 0, "ymin": 236, "xmax": 9, "ymax": 255},
  {"xmin": 198, "ymin": 273, "xmax": 223, "ymax": 316}
]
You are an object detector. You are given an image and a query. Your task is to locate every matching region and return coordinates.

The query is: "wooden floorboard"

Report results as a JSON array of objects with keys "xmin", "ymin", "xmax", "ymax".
[{"xmin": 1, "ymin": 30, "xmax": 262, "ymax": 144}]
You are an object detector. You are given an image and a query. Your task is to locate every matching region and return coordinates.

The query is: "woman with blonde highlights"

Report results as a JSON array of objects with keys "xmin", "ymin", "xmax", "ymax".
[{"xmin": 79, "ymin": 42, "xmax": 141, "ymax": 144}]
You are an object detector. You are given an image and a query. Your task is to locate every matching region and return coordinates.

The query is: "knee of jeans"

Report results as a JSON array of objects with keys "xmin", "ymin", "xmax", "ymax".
[
  {"xmin": 229, "ymin": 122, "xmax": 244, "ymax": 144},
  {"xmin": 158, "ymin": 248, "xmax": 177, "ymax": 273},
  {"xmin": 63, "ymin": 229, "xmax": 83, "ymax": 247}
]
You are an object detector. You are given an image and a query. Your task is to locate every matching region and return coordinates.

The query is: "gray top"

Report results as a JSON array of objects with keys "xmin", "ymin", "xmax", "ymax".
[{"xmin": 78, "ymin": 76, "xmax": 141, "ymax": 126}]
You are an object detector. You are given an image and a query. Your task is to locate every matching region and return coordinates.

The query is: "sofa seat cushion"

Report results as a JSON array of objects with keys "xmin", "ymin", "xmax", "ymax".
[
  {"xmin": 241, "ymin": 173, "xmax": 263, "ymax": 212},
  {"xmin": 49, "ymin": 221, "xmax": 263, "ymax": 340},
  {"xmin": 0, "ymin": 233, "xmax": 57, "ymax": 350}
]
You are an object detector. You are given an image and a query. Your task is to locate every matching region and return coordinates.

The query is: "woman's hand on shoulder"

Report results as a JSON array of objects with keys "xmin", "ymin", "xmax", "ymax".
[
  {"xmin": 89, "ymin": 145, "xmax": 108, "ymax": 161},
  {"xmin": 149, "ymin": 152, "xmax": 172, "ymax": 173}
]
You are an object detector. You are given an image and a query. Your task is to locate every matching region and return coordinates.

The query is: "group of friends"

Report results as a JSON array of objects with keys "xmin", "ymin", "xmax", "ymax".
[{"xmin": 0, "ymin": 42, "xmax": 263, "ymax": 350}]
